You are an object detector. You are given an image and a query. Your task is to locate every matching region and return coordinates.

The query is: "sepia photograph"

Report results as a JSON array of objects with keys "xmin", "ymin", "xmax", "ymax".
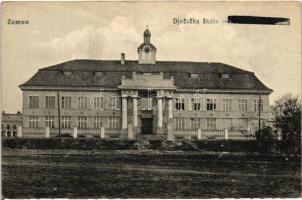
[{"xmin": 1, "ymin": 1, "xmax": 301, "ymax": 198}]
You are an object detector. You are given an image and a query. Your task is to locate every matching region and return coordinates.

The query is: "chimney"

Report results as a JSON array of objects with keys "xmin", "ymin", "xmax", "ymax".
[{"xmin": 121, "ymin": 53, "xmax": 125, "ymax": 65}]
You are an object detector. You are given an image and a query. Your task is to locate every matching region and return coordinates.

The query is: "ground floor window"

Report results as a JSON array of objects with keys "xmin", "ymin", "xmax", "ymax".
[
  {"xmin": 239, "ymin": 119, "xmax": 249, "ymax": 129},
  {"xmin": 78, "ymin": 116, "xmax": 87, "ymax": 129},
  {"xmin": 29, "ymin": 116, "xmax": 39, "ymax": 128},
  {"xmin": 175, "ymin": 118, "xmax": 185, "ymax": 130},
  {"xmin": 61, "ymin": 116, "xmax": 71, "ymax": 129},
  {"xmin": 93, "ymin": 116, "xmax": 103, "ymax": 128},
  {"xmin": 191, "ymin": 118, "xmax": 201, "ymax": 129},
  {"xmin": 108, "ymin": 117, "xmax": 119, "ymax": 129},
  {"xmin": 207, "ymin": 118, "xmax": 216, "ymax": 130},
  {"xmin": 45, "ymin": 116, "xmax": 55, "ymax": 128}
]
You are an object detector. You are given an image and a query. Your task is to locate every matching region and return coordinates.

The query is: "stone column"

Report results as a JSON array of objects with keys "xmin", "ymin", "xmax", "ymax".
[
  {"xmin": 168, "ymin": 98, "xmax": 173, "ymax": 119},
  {"xmin": 122, "ymin": 96, "xmax": 128, "ymax": 129},
  {"xmin": 157, "ymin": 97, "xmax": 163, "ymax": 128},
  {"xmin": 167, "ymin": 97, "xmax": 174, "ymax": 141},
  {"xmin": 128, "ymin": 123, "xmax": 134, "ymax": 140},
  {"xmin": 133, "ymin": 97, "xmax": 138, "ymax": 128}
]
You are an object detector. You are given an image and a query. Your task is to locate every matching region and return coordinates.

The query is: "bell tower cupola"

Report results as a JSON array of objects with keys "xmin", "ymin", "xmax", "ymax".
[{"xmin": 138, "ymin": 26, "xmax": 157, "ymax": 64}]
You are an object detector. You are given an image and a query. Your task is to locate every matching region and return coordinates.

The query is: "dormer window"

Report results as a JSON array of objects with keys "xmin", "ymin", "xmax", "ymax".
[
  {"xmin": 94, "ymin": 72, "xmax": 104, "ymax": 76},
  {"xmin": 63, "ymin": 71, "xmax": 72, "ymax": 76},
  {"xmin": 190, "ymin": 73, "xmax": 199, "ymax": 78},
  {"xmin": 221, "ymin": 74, "xmax": 230, "ymax": 79}
]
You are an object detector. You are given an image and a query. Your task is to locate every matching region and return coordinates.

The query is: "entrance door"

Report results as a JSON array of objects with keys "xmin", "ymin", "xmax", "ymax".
[{"xmin": 141, "ymin": 118, "xmax": 153, "ymax": 135}]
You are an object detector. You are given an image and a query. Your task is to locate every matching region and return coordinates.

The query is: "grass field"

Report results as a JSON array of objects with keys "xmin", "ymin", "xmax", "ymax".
[{"xmin": 2, "ymin": 149, "xmax": 301, "ymax": 198}]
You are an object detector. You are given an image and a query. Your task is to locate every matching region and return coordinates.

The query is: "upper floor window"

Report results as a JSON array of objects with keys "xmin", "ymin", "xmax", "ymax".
[
  {"xmin": 253, "ymin": 99, "xmax": 263, "ymax": 112},
  {"xmin": 175, "ymin": 98, "xmax": 185, "ymax": 110},
  {"xmin": 207, "ymin": 118, "xmax": 216, "ymax": 130},
  {"xmin": 61, "ymin": 96, "xmax": 71, "ymax": 109},
  {"xmin": 175, "ymin": 118, "xmax": 185, "ymax": 130},
  {"xmin": 223, "ymin": 99, "xmax": 232, "ymax": 111},
  {"xmin": 45, "ymin": 96, "xmax": 55, "ymax": 109},
  {"xmin": 61, "ymin": 116, "xmax": 71, "ymax": 129},
  {"xmin": 239, "ymin": 99, "xmax": 248, "ymax": 111},
  {"xmin": 78, "ymin": 116, "xmax": 87, "ymax": 129},
  {"xmin": 13, "ymin": 125, "xmax": 16, "ymax": 129},
  {"xmin": 78, "ymin": 97, "xmax": 88, "ymax": 109},
  {"xmin": 29, "ymin": 116, "xmax": 39, "ymax": 128},
  {"xmin": 108, "ymin": 117, "xmax": 119, "ymax": 129},
  {"xmin": 207, "ymin": 98, "xmax": 216, "ymax": 111},
  {"xmin": 191, "ymin": 118, "xmax": 201, "ymax": 129},
  {"xmin": 29, "ymin": 96, "xmax": 39, "ymax": 109},
  {"xmin": 107, "ymin": 97, "xmax": 118, "ymax": 110},
  {"xmin": 45, "ymin": 116, "xmax": 55, "ymax": 128},
  {"xmin": 191, "ymin": 98, "xmax": 201, "ymax": 110},
  {"xmin": 92, "ymin": 97, "xmax": 103, "ymax": 110}
]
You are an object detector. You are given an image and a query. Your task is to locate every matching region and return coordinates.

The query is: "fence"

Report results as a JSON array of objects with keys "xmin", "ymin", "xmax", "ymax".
[
  {"xmin": 174, "ymin": 128, "xmax": 254, "ymax": 140},
  {"xmin": 18, "ymin": 127, "xmax": 255, "ymax": 141}
]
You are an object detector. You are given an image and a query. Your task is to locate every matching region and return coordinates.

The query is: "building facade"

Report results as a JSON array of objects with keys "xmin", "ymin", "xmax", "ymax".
[
  {"xmin": 1, "ymin": 111, "xmax": 22, "ymax": 137},
  {"xmin": 19, "ymin": 29, "xmax": 273, "ymax": 139}
]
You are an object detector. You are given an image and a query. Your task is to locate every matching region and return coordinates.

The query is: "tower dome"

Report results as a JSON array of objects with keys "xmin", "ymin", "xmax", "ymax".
[
  {"xmin": 144, "ymin": 28, "xmax": 151, "ymax": 37},
  {"xmin": 143, "ymin": 28, "xmax": 151, "ymax": 43}
]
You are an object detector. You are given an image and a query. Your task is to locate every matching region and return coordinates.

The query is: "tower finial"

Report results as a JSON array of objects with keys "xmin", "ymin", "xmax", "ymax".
[{"xmin": 146, "ymin": 25, "xmax": 148, "ymax": 29}]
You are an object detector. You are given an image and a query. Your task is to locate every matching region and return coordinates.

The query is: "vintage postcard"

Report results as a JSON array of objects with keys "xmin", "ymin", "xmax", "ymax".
[{"xmin": 1, "ymin": 1, "xmax": 301, "ymax": 198}]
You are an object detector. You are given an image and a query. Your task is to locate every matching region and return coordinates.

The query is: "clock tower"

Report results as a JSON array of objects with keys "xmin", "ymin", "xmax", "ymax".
[{"xmin": 138, "ymin": 28, "xmax": 157, "ymax": 64}]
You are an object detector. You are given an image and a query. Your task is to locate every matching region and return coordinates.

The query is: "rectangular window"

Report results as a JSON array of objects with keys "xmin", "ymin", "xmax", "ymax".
[
  {"xmin": 108, "ymin": 117, "xmax": 119, "ymax": 129},
  {"xmin": 176, "ymin": 118, "xmax": 185, "ymax": 130},
  {"xmin": 29, "ymin": 116, "xmax": 39, "ymax": 128},
  {"xmin": 29, "ymin": 96, "xmax": 39, "ymax": 109},
  {"xmin": 62, "ymin": 96, "xmax": 71, "ymax": 109},
  {"xmin": 239, "ymin": 99, "xmax": 248, "ymax": 111},
  {"xmin": 191, "ymin": 98, "xmax": 201, "ymax": 110},
  {"xmin": 239, "ymin": 119, "xmax": 248, "ymax": 128},
  {"xmin": 92, "ymin": 97, "xmax": 103, "ymax": 109},
  {"xmin": 93, "ymin": 116, "xmax": 103, "ymax": 128},
  {"xmin": 78, "ymin": 116, "xmax": 87, "ymax": 129},
  {"xmin": 107, "ymin": 97, "xmax": 118, "ymax": 110},
  {"xmin": 191, "ymin": 118, "xmax": 201, "ymax": 129},
  {"xmin": 175, "ymin": 98, "xmax": 185, "ymax": 110},
  {"xmin": 78, "ymin": 97, "xmax": 88, "ymax": 109},
  {"xmin": 45, "ymin": 96, "xmax": 55, "ymax": 109},
  {"xmin": 253, "ymin": 99, "xmax": 263, "ymax": 112},
  {"xmin": 207, "ymin": 98, "xmax": 216, "ymax": 111},
  {"xmin": 45, "ymin": 116, "xmax": 55, "ymax": 128},
  {"xmin": 207, "ymin": 118, "xmax": 216, "ymax": 130},
  {"xmin": 223, "ymin": 99, "xmax": 232, "ymax": 111},
  {"xmin": 61, "ymin": 116, "xmax": 71, "ymax": 129}
]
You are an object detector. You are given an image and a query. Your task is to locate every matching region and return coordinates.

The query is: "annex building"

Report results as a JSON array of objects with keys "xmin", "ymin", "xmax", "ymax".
[{"xmin": 19, "ymin": 29, "xmax": 273, "ymax": 140}]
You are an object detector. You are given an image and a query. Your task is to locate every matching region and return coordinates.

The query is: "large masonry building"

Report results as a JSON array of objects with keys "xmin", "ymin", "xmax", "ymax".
[{"xmin": 19, "ymin": 29, "xmax": 273, "ymax": 139}]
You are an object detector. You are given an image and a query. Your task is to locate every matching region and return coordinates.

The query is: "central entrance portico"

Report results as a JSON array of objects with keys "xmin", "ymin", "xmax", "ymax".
[{"xmin": 118, "ymin": 72, "xmax": 175, "ymax": 138}]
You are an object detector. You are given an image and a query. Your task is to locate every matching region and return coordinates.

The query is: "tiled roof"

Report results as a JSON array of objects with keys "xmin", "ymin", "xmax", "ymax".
[{"xmin": 20, "ymin": 59, "xmax": 272, "ymax": 92}]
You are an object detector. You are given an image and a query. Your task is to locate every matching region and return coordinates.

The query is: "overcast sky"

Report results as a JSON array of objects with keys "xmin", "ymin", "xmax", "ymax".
[{"xmin": 1, "ymin": 1, "xmax": 301, "ymax": 113}]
